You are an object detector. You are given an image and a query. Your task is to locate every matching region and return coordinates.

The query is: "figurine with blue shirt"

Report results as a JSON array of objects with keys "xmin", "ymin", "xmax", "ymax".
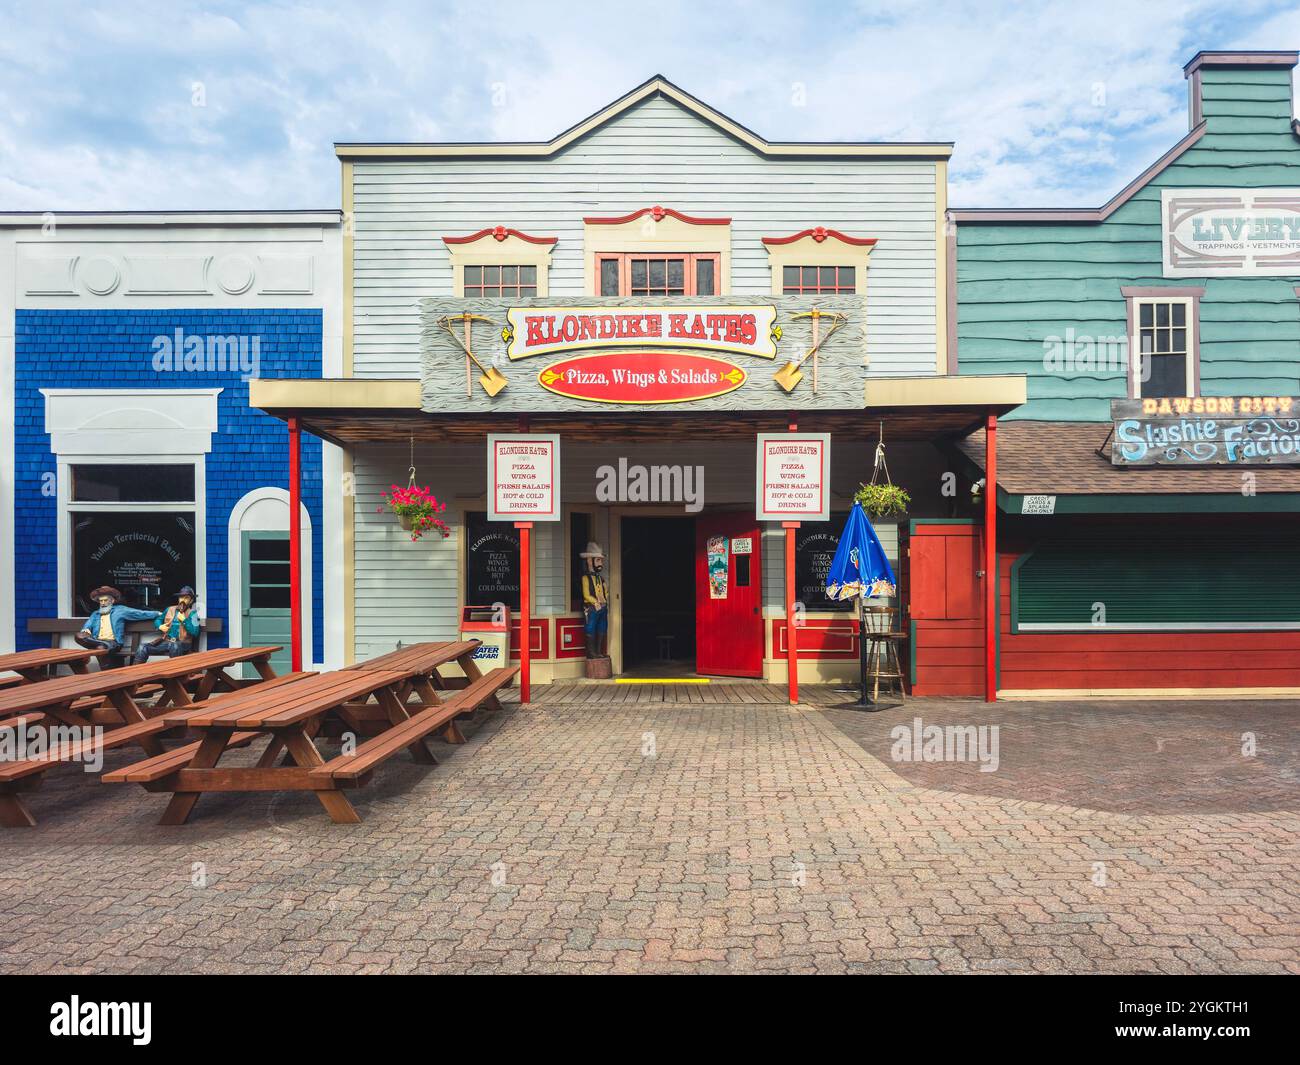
[
  {"xmin": 132, "ymin": 585, "xmax": 201, "ymax": 665},
  {"xmin": 75, "ymin": 585, "xmax": 161, "ymax": 667}
]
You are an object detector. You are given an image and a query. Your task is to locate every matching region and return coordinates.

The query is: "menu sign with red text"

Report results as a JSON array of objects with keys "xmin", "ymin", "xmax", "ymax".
[
  {"xmin": 756, "ymin": 433, "xmax": 831, "ymax": 522},
  {"xmin": 487, "ymin": 434, "xmax": 561, "ymax": 522}
]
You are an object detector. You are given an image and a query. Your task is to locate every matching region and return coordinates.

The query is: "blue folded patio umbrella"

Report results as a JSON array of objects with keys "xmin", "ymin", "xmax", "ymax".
[{"xmin": 825, "ymin": 501, "xmax": 896, "ymax": 603}]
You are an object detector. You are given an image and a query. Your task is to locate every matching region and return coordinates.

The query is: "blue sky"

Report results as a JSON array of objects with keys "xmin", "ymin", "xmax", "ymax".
[{"xmin": 1, "ymin": 0, "xmax": 1297, "ymax": 212}]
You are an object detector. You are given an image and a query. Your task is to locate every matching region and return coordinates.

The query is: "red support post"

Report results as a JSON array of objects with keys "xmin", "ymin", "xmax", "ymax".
[
  {"xmin": 287, "ymin": 416, "xmax": 303, "ymax": 673},
  {"xmin": 983, "ymin": 412, "xmax": 997, "ymax": 703},
  {"xmin": 784, "ymin": 521, "xmax": 799, "ymax": 704},
  {"xmin": 515, "ymin": 521, "xmax": 532, "ymax": 704}
]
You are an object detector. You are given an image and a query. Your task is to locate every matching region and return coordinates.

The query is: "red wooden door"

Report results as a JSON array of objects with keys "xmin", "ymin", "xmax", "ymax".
[
  {"xmin": 907, "ymin": 521, "xmax": 984, "ymax": 696},
  {"xmin": 695, "ymin": 513, "xmax": 763, "ymax": 677}
]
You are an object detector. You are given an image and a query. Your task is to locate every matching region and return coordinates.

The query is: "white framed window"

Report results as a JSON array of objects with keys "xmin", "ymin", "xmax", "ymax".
[
  {"xmin": 1122, "ymin": 288, "xmax": 1203, "ymax": 399},
  {"xmin": 41, "ymin": 388, "xmax": 219, "ymax": 617},
  {"xmin": 443, "ymin": 227, "xmax": 555, "ymax": 297}
]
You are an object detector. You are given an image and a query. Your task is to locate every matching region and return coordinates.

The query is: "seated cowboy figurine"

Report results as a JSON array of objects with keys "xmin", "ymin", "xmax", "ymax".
[
  {"xmin": 75, "ymin": 586, "xmax": 161, "ymax": 667},
  {"xmin": 133, "ymin": 585, "xmax": 201, "ymax": 665}
]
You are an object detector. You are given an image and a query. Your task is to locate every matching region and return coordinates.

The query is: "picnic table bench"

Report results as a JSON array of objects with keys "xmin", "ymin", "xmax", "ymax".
[
  {"xmin": 340, "ymin": 640, "xmax": 499, "ymax": 744},
  {"xmin": 0, "ymin": 647, "xmax": 106, "ymax": 685},
  {"xmin": 28, "ymin": 617, "xmax": 224, "ymax": 666},
  {"xmin": 0, "ymin": 672, "xmax": 311, "ymax": 827},
  {"xmin": 0, "ymin": 647, "xmax": 286, "ymax": 827},
  {"xmin": 107, "ymin": 641, "xmax": 516, "ymax": 825}
]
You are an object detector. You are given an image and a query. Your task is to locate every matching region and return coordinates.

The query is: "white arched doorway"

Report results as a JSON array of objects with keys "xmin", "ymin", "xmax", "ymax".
[{"xmin": 228, "ymin": 488, "xmax": 314, "ymax": 673}]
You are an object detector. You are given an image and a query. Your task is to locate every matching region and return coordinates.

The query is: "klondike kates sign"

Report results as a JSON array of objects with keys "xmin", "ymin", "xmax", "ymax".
[
  {"xmin": 420, "ymin": 295, "xmax": 866, "ymax": 414},
  {"xmin": 1162, "ymin": 188, "xmax": 1300, "ymax": 276},
  {"xmin": 1110, "ymin": 397, "xmax": 1300, "ymax": 466}
]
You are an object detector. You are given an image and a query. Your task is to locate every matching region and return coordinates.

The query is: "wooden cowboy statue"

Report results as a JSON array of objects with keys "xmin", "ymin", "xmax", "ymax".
[
  {"xmin": 579, "ymin": 541, "xmax": 609, "ymax": 660},
  {"xmin": 75, "ymin": 586, "xmax": 161, "ymax": 667},
  {"xmin": 132, "ymin": 585, "xmax": 201, "ymax": 665}
]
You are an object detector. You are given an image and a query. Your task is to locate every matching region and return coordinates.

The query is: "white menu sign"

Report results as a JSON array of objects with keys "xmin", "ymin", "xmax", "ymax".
[
  {"xmin": 756, "ymin": 433, "xmax": 830, "ymax": 522},
  {"xmin": 487, "ymin": 434, "xmax": 561, "ymax": 522}
]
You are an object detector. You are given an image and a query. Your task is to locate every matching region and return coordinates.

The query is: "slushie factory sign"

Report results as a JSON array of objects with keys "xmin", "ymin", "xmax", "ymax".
[
  {"xmin": 1162, "ymin": 188, "xmax": 1300, "ymax": 276},
  {"xmin": 538, "ymin": 351, "xmax": 746, "ymax": 404},
  {"xmin": 487, "ymin": 434, "xmax": 561, "ymax": 521},
  {"xmin": 504, "ymin": 305, "xmax": 779, "ymax": 360},
  {"xmin": 1110, "ymin": 397, "xmax": 1300, "ymax": 466},
  {"xmin": 756, "ymin": 433, "xmax": 831, "ymax": 522}
]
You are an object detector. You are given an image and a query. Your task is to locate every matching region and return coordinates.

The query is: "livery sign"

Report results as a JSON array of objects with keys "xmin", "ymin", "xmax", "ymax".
[{"xmin": 1162, "ymin": 188, "xmax": 1300, "ymax": 276}]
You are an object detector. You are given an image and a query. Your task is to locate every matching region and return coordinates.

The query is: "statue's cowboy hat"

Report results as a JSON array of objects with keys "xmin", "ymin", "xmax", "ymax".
[
  {"xmin": 173, "ymin": 585, "xmax": 197, "ymax": 602},
  {"xmin": 88, "ymin": 586, "xmax": 124, "ymax": 603},
  {"xmin": 579, "ymin": 541, "xmax": 606, "ymax": 560}
]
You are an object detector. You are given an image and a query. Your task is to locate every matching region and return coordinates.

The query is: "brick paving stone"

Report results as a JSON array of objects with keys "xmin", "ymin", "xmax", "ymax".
[{"xmin": 0, "ymin": 692, "xmax": 1296, "ymax": 974}]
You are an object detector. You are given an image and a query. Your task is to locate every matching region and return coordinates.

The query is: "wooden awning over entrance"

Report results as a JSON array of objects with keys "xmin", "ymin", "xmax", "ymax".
[{"xmin": 248, "ymin": 375, "xmax": 1026, "ymax": 446}]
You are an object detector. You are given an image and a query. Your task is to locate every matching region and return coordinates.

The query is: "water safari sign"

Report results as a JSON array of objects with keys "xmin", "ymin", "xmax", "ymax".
[
  {"xmin": 1110, "ymin": 397, "xmax": 1300, "ymax": 466},
  {"xmin": 1162, "ymin": 189, "xmax": 1300, "ymax": 276},
  {"xmin": 538, "ymin": 351, "xmax": 746, "ymax": 404},
  {"xmin": 504, "ymin": 305, "xmax": 779, "ymax": 360}
]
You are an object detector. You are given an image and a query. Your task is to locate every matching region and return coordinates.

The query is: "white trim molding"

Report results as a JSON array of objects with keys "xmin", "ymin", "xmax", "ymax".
[
  {"xmin": 42, "ymin": 389, "xmax": 221, "ymax": 618},
  {"xmin": 442, "ymin": 228, "xmax": 556, "ymax": 297},
  {"xmin": 227, "ymin": 488, "xmax": 316, "ymax": 669}
]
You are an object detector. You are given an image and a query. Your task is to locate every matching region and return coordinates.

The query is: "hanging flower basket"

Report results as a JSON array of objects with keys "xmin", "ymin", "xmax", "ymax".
[
  {"xmin": 378, "ymin": 483, "xmax": 450, "ymax": 542},
  {"xmin": 855, "ymin": 481, "xmax": 911, "ymax": 518}
]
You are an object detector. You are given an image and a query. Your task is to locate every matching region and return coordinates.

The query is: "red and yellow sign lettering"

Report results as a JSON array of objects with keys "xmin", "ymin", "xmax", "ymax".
[{"xmin": 536, "ymin": 351, "xmax": 747, "ymax": 404}]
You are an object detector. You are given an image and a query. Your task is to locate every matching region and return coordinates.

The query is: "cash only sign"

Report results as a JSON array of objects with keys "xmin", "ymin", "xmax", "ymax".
[{"xmin": 502, "ymin": 305, "xmax": 779, "ymax": 404}]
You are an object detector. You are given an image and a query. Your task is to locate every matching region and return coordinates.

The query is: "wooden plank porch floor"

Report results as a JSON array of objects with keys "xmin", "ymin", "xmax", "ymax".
[{"xmin": 510, "ymin": 682, "xmax": 856, "ymax": 706}]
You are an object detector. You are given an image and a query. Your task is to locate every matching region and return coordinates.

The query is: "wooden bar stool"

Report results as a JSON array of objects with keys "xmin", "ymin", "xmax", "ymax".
[{"xmin": 861, "ymin": 605, "xmax": 907, "ymax": 705}]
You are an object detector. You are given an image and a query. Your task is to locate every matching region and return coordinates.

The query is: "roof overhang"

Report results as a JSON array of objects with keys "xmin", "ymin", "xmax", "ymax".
[
  {"xmin": 865, "ymin": 374, "xmax": 1026, "ymax": 413},
  {"xmin": 251, "ymin": 374, "xmax": 1025, "ymax": 446},
  {"xmin": 0, "ymin": 210, "xmax": 342, "ymax": 228},
  {"xmin": 335, "ymin": 77, "xmax": 953, "ymax": 162}
]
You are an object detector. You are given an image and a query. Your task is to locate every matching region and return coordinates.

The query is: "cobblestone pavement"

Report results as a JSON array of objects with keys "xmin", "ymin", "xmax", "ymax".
[{"xmin": 1, "ymin": 694, "xmax": 1297, "ymax": 974}]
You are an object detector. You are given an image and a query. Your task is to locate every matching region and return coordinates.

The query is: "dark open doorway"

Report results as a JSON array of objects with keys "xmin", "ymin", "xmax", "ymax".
[{"xmin": 620, "ymin": 515, "xmax": 696, "ymax": 673}]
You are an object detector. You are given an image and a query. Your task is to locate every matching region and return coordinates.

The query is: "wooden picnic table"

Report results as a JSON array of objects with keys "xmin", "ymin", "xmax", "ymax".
[
  {"xmin": 0, "ymin": 646, "xmax": 288, "ymax": 828},
  {"xmin": 106, "ymin": 644, "xmax": 516, "ymax": 826},
  {"xmin": 0, "ymin": 647, "xmax": 106, "ymax": 685},
  {"xmin": 0, "ymin": 646, "xmax": 282, "ymax": 732},
  {"xmin": 343, "ymin": 640, "xmax": 498, "ymax": 743}
]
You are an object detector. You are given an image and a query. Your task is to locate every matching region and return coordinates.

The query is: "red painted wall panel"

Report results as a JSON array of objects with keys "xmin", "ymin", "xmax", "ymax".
[{"xmin": 999, "ymin": 550, "xmax": 1300, "ymax": 690}]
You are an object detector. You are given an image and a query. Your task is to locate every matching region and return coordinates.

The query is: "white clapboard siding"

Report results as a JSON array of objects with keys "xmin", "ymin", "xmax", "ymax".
[
  {"xmin": 353, "ymin": 436, "xmax": 899, "ymax": 651},
  {"xmin": 352, "ymin": 94, "xmax": 939, "ymax": 377}
]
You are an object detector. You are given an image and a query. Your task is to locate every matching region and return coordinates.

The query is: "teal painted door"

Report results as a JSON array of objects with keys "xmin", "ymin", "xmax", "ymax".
[{"xmin": 242, "ymin": 531, "xmax": 293, "ymax": 675}]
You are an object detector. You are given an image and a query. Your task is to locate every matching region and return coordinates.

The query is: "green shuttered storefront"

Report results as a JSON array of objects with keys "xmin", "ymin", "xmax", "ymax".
[{"xmin": 1013, "ymin": 530, "xmax": 1300, "ymax": 629}]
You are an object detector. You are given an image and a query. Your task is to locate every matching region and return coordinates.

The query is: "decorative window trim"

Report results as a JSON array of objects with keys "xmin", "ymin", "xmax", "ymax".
[
  {"xmin": 227, "ymin": 487, "xmax": 315, "ymax": 669},
  {"xmin": 1121, "ymin": 287, "xmax": 1204, "ymax": 399},
  {"xmin": 594, "ymin": 252, "xmax": 721, "ymax": 296},
  {"xmin": 762, "ymin": 228, "xmax": 877, "ymax": 297},
  {"xmin": 583, "ymin": 206, "xmax": 731, "ymax": 295},
  {"xmin": 41, "ymin": 388, "xmax": 220, "ymax": 617},
  {"xmin": 443, "ymin": 227, "xmax": 556, "ymax": 297}
]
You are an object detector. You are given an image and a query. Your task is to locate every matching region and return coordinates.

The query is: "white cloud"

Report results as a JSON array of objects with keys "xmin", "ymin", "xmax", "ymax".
[{"xmin": 0, "ymin": 0, "xmax": 1294, "ymax": 210}]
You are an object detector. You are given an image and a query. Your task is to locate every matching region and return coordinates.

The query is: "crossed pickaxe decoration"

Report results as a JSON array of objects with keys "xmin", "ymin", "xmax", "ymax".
[
  {"xmin": 773, "ymin": 308, "xmax": 847, "ymax": 394},
  {"xmin": 437, "ymin": 313, "xmax": 508, "ymax": 397}
]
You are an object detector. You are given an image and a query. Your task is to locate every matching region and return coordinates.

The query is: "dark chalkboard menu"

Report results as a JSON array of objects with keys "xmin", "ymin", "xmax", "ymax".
[
  {"xmin": 71, "ymin": 511, "xmax": 196, "ymax": 613},
  {"xmin": 796, "ymin": 511, "xmax": 851, "ymax": 612},
  {"xmin": 465, "ymin": 511, "xmax": 520, "ymax": 610}
]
